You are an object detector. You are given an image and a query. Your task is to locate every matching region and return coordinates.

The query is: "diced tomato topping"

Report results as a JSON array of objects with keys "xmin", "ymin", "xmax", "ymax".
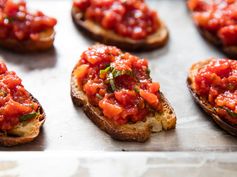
[
  {"xmin": 99, "ymin": 98, "xmax": 123, "ymax": 118},
  {"xmin": 114, "ymin": 89, "xmax": 137, "ymax": 106},
  {"xmin": 73, "ymin": 0, "xmax": 160, "ymax": 40},
  {"xmin": 140, "ymin": 89, "xmax": 159, "ymax": 107},
  {"xmin": 0, "ymin": 61, "xmax": 39, "ymax": 131},
  {"xmin": 0, "ymin": 0, "xmax": 57, "ymax": 41},
  {"xmin": 148, "ymin": 82, "xmax": 160, "ymax": 93},
  {"xmin": 73, "ymin": 64, "xmax": 89, "ymax": 85},
  {"xmin": 194, "ymin": 58, "xmax": 237, "ymax": 125},
  {"xmin": 219, "ymin": 25, "xmax": 237, "ymax": 46},
  {"xmin": 188, "ymin": 0, "xmax": 237, "ymax": 46},
  {"xmin": 74, "ymin": 44, "xmax": 162, "ymax": 125}
]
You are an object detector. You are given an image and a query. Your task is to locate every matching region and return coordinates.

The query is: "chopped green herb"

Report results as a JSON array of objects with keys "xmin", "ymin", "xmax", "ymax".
[
  {"xmin": 30, "ymin": 104, "xmax": 35, "ymax": 109},
  {"xmin": 112, "ymin": 69, "xmax": 121, "ymax": 78},
  {"xmin": 100, "ymin": 66, "xmax": 111, "ymax": 75},
  {"xmin": 19, "ymin": 112, "xmax": 38, "ymax": 122},
  {"xmin": 4, "ymin": 16, "xmax": 14, "ymax": 23},
  {"xmin": 146, "ymin": 68, "xmax": 151, "ymax": 75},
  {"xmin": 219, "ymin": 107, "xmax": 237, "ymax": 117},
  {"xmin": 112, "ymin": 69, "xmax": 133, "ymax": 78},
  {"xmin": 103, "ymin": 67, "xmax": 134, "ymax": 92},
  {"xmin": 133, "ymin": 86, "xmax": 140, "ymax": 93},
  {"xmin": 96, "ymin": 93, "xmax": 103, "ymax": 100},
  {"xmin": 109, "ymin": 78, "xmax": 116, "ymax": 91}
]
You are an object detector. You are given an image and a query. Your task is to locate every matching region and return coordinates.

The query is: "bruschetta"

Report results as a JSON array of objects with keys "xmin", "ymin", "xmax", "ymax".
[
  {"xmin": 0, "ymin": 0, "xmax": 57, "ymax": 52},
  {"xmin": 71, "ymin": 44, "xmax": 176, "ymax": 142},
  {"xmin": 0, "ymin": 60, "xmax": 45, "ymax": 146},
  {"xmin": 188, "ymin": 0, "xmax": 237, "ymax": 57},
  {"xmin": 187, "ymin": 58, "xmax": 237, "ymax": 136},
  {"xmin": 71, "ymin": 0, "xmax": 169, "ymax": 51}
]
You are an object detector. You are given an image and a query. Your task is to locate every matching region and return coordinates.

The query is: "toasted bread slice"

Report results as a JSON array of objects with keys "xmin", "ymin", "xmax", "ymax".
[
  {"xmin": 71, "ymin": 6, "xmax": 169, "ymax": 51},
  {"xmin": 0, "ymin": 95, "xmax": 45, "ymax": 147},
  {"xmin": 199, "ymin": 28, "xmax": 237, "ymax": 58},
  {"xmin": 187, "ymin": 59, "xmax": 237, "ymax": 136},
  {"xmin": 0, "ymin": 29, "xmax": 55, "ymax": 53},
  {"xmin": 71, "ymin": 70, "xmax": 176, "ymax": 142}
]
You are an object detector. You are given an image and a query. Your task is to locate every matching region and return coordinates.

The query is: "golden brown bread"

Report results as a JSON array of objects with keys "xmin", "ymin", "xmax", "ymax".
[
  {"xmin": 71, "ymin": 6, "xmax": 169, "ymax": 51},
  {"xmin": 187, "ymin": 59, "xmax": 237, "ymax": 136},
  {"xmin": 71, "ymin": 68, "xmax": 176, "ymax": 142},
  {"xmin": 0, "ymin": 29, "xmax": 55, "ymax": 53},
  {"xmin": 0, "ymin": 95, "xmax": 45, "ymax": 146}
]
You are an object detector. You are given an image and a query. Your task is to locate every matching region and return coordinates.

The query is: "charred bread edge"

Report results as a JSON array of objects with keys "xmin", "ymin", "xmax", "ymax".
[
  {"xmin": 187, "ymin": 59, "xmax": 237, "ymax": 136},
  {"xmin": 71, "ymin": 6, "xmax": 169, "ymax": 51}
]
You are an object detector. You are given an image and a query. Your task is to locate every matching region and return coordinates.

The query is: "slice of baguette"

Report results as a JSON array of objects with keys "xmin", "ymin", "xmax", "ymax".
[
  {"xmin": 199, "ymin": 27, "xmax": 237, "ymax": 58},
  {"xmin": 0, "ymin": 95, "xmax": 45, "ymax": 146},
  {"xmin": 71, "ymin": 69, "xmax": 176, "ymax": 142},
  {"xmin": 0, "ymin": 29, "xmax": 55, "ymax": 53},
  {"xmin": 187, "ymin": 59, "xmax": 237, "ymax": 136},
  {"xmin": 71, "ymin": 6, "xmax": 169, "ymax": 51}
]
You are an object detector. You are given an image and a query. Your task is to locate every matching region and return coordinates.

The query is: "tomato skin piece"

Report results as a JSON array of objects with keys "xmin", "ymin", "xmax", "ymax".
[
  {"xmin": 74, "ymin": 64, "xmax": 89, "ymax": 85},
  {"xmin": 219, "ymin": 25, "xmax": 237, "ymax": 46},
  {"xmin": 148, "ymin": 82, "xmax": 160, "ymax": 93},
  {"xmin": 0, "ymin": 62, "xmax": 7, "ymax": 74},
  {"xmin": 2, "ymin": 100, "xmax": 31, "ymax": 117},
  {"xmin": 139, "ymin": 89, "xmax": 158, "ymax": 105},
  {"xmin": 114, "ymin": 89, "xmax": 137, "ymax": 106},
  {"xmin": 99, "ymin": 99, "xmax": 123, "ymax": 118},
  {"xmin": 83, "ymin": 81, "xmax": 104, "ymax": 96},
  {"xmin": 2, "ymin": 72, "xmax": 21, "ymax": 89}
]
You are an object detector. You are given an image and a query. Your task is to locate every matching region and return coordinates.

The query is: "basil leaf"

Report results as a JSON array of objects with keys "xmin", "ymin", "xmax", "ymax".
[
  {"xmin": 19, "ymin": 112, "xmax": 38, "ymax": 122},
  {"xmin": 146, "ymin": 68, "xmax": 151, "ymax": 75},
  {"xmin": 96, "ymin": 93, "xmax": 103, "ymax": 100},
  {"xmin": 109, "ymin": 78, "xmax": 116, "ymax": 91},
  {"xmin": 219, "ymin": 107, "xmax": 237, "ymax": 117},
  {"xmin": 112, "ymin": 69, "xmax": 132, "ymax": 78},
  {"xmin": 100, "ymin": 66, "xmax": 111, "ymax": 75},
  {"xmin": 107, "ymin": 73, "xmax": 116, "ymax": 91},
  {"xmin": 5, "ymin": 16, "xmax": 14, "ymax": 23},
  {"xmin": 133, "ymin": 86, "xmax": 140, "ymax": 93},
  {"xmin": 112, "ymin": 69, "xmax": 122, "ymax": 78}
]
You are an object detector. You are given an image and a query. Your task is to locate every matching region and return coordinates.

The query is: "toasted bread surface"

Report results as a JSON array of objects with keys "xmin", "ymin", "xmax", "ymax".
[
  {"xmin": 0, "ymin": 29, "xmax": 55, "ymax": 53},
  {"xmin": 0, "ymin": 96, "xmax": 45, "ymax": 146},
  {"xmin": 71, "ymin": 70, "xmax": 176, "ymax": 142},
  {"xmin": 71, "ymin": 6, "xmax": 169, "ymax": 51},
  {"xmin": 187, "ymin": 59, "xmax": 237, "ymax": 136}
]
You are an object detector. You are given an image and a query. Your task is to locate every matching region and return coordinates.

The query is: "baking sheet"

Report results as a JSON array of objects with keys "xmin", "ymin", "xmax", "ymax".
[
  {"xmin": 1, "ymin": 152, "xmax": 237, "ymax": 176},
  {"xmin": 0, "ymin": 0, "xmax": 237, "ymax": 151}
]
